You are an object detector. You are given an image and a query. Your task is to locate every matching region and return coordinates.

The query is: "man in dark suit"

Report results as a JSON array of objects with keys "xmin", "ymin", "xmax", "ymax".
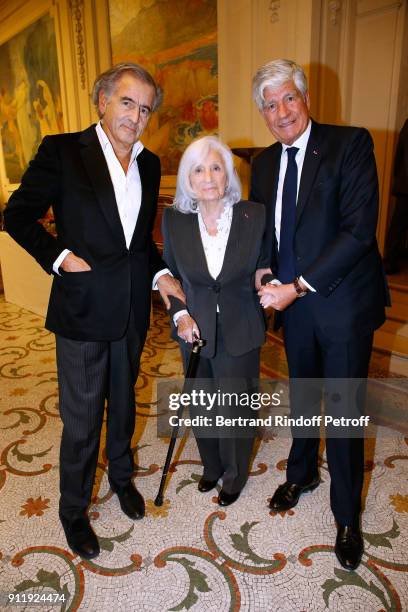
[
  {"xmin": 4, "ymin": 63, "xmax": 184, "ymax": 559},
  {"xmin": 250, "ymin": 59, "xmax": 388, "ymax": 570},
  {"xmin": 384, "ymin": 118, "xmax": 408, "ymax": 273}
]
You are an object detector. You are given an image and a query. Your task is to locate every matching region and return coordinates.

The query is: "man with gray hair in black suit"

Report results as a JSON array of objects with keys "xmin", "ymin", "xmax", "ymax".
[
  {"xmin": 5, "ymin": 63, "xmax": 184, "ymax": 559},
  {"xmin": 250, "ymin": 58, "xmax": 389, "ymax": 571}
]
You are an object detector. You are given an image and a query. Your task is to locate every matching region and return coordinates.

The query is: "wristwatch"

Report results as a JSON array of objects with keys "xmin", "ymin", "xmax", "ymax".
[{"xmin": 293, "ymin": 276, "xmax": 308, "ymax": 297}]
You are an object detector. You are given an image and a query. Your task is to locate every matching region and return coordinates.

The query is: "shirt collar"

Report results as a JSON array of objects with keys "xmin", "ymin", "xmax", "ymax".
[
  {"xmin": 95, "ymin": 121, "xmax": 144, "ymax": 163},
  {"xmin": 282, "ymin": 120, "xmax": 312, "ymax": 154}
]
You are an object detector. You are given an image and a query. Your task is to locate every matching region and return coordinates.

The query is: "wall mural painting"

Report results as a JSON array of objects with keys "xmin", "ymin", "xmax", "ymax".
[
  {"xmin": 109, "ymin": 0, "xmax": 218, "ymax": 175},
  {"xmin": 0, "ymin": 14, "xmax": 63, "ymax": 184}
]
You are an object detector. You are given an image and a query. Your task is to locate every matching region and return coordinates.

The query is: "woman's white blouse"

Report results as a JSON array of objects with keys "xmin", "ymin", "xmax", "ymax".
[{"xmin": 197, "ymin": 205, "xmax": 233, "ymax": 279}]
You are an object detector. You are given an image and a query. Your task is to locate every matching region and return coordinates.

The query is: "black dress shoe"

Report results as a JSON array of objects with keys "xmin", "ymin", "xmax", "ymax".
[
  {"xmin": 60, "ymin": 515, "xmax": 100, "ymax": 559},
  {"xmin": 335, "ymin": 525, "xmax": 363, "ymax": 571},
  {"xmin": 110, "ymin": 481, "xmax": 145, "ymax": 520},
  {"xmin": 218, "ymin": 489, "xmax": 241, "ymax": 506},
  {"xmin": 198, "ymin": 477, "xmax": 218, "ymax": 493},
  {"xmin": 269, "ymin": 476, "xmax": 320, "ymax": 511}
]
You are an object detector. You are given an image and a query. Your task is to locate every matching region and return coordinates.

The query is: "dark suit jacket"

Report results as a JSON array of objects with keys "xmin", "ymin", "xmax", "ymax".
[
  {"xmin": 162, "ymin": 200, "xmax": 266, "ymax": 358},
  {"xmin": 250, "ymin": 121, "xmax": 389, "ymax": 340},
  {"xmin": 4, "ymin": 125, "xmax": 164, "ymax": 341},
  {"xmin": 393, "ymin": 118, "xmax": 408, "ymax": 196}
]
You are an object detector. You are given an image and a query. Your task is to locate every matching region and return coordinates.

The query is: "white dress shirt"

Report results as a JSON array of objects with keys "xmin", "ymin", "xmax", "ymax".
[
  {"xmin": 96, "ymin": 121, "xmax": 143, "ymax": 248},
  {"xmin": 53, "ymin": 122, "xmax": 168, "ymax": 286},
  {"xmin": 274, "ymin": 120, "xmax": 315, "ymax": 292}
]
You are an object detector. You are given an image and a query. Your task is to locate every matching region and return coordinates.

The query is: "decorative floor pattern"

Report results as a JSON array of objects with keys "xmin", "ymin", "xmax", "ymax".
[{"xmin": 0, "ymin": 296, "xmax": 407, "ymax": 611}]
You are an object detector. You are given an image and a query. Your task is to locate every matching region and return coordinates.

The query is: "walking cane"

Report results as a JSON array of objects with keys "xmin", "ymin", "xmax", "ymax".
[{"xmin": 154, "ymin": 336, "xmax": 205, "ymax": 506}]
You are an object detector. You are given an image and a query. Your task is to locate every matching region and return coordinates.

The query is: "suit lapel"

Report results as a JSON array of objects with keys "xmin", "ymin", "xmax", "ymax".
[
  {"xmin": 129, "ymin": 149, "xmax": 152, "ymax": 249},
  {"xmin": 296, "ymin": 122, "xmax": 322, "ymax": 224},
  {"xmin": 217, "ymin": 205, "xmax": 241, "ymax": 282},
  {"xmin": 190, "ymin": 213, "xmax": 213, "ymax": 280},
  {"xmin": 261, "ymin": 144, "xmax": 281, "ymax": 269},
  {"xmin": 264, "ymin": 144, "xmax": 281, "ymax": 210},
  {"xmin": 79, "ymin": 126, "xmax": 126, "ymax": 246}
]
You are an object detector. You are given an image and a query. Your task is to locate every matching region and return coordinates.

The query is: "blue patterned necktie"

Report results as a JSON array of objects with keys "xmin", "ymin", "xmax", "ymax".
[{"xmin": 277, "ymin": 146, "xmax": 299, "ymax": 283}]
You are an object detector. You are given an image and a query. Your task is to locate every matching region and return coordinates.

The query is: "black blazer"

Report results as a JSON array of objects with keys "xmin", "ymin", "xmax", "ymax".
[
  {"xmin": 393, "ymin": 119, "xmax": 408, "ymax": 196},
  {"xmin": 4, "ymin": 125, "xmax": 164, "ymax": 341},
  {"xmin": 162, "ymin": 200, "xmax": 266, "ymax": 358},
  {"xmin": 250, "ymin": 121, "xmax": 389, "ymax": 339}
]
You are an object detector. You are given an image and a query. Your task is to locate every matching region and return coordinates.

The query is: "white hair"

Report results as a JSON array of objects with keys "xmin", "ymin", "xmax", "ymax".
[
  {"xmin": 252, "ymin": 59, "xmax": 308, "ymax": 110},
  {"xmin": 174, "ymin": 136, "xmax": 242, "ymax": 214}
]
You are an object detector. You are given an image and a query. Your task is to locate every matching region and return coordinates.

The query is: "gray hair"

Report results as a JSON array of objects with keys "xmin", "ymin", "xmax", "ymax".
[
  {"xmin": 174, "ymin": 136, "xmax": 242, "ymax": 214},
  {"xmin": 92, "ymin": 63, "xmax": 163, "ymax": 118},
  {"xmin": 252, "ymin": 59, "xmax": 308, "ymax": 110}
]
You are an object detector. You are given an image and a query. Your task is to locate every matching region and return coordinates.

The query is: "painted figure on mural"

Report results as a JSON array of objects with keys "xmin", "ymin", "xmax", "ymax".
[
  {"xmin": 0, "ymin": 13, "xmax": 63, "ymax": 182},
  {"xmin": 108, "ymin": 0, "xmax": 218, "ymax": 174}
]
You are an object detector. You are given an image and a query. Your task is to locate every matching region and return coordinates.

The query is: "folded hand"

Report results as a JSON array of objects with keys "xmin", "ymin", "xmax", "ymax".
[
  {"xmin": 258, "ymin": 283, "xmax": 297, "ymax": 311},
  {"xmin": 177, "ymin": 314, "xmax": 200, "ymax": 344}
]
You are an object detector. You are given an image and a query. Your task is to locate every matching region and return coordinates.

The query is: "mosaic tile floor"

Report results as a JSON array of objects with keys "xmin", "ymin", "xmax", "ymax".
[{"xmin": 0, "ymin": 296, "xmax": 407, "ymax": 611}]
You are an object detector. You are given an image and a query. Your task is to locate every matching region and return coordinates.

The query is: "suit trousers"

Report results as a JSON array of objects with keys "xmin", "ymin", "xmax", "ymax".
[
  {"xmin": 56, "ymin": 308, "xmax": 143, "ymax": 520},
  {"xmin": 384, "ymin": 195, "xmax": 408, "ymax": 266},
  {"xmin": 180, "ymin": 319, "xmax": 260, "ymax": 495},
  {"xmin": 282, "ymin": 298, "xmax": 373, "ymax": 526}
]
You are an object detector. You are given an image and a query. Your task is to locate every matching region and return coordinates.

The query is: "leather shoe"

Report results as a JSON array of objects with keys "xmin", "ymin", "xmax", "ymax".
[
  {"xmin": 218, "ymin": 489, "xmax": 241, "ymax": 506},
  {"xmin": 269, "ymin": 476, "xmax": 320, "ymax": 511},
  {"xmin": 60, "ymin": 514, "xmax": 100, "ymax": 559},
  {"xmin": 110, "ymin": 481, "xmax": 145, "ymax": 520},
  {"xmin": 198, "ymin": 477, "xmax": 218, "ymax": 493},
  {"xmin": 335, "ymin": 525, "xmax": 363, "ymax": 571}
]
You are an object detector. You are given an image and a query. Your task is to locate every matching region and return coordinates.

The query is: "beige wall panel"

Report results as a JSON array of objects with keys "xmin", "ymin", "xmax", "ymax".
[
  {"xmin": 251, "ymin": 0, "xmax": 292, "ymax": 148},
  {"xmin": 251, "ymin": 0, "xmax": 320, "ymax": 147},
  {"xmin": 350, "ymin": 10, "xmax": 399, "ymax": 126},
  {"xmin": 316, "ymin": 0, "xmax": 345, "ymax": 123},
  {"xmin": 217, "ymin": 0, "xmax": 254, "ymax": 147},
  {"xmin": 348, "ymin": 1, "xmax": 405, "ymax": 248},
  {"xmin": 217, "ymin": 0, "xmax": 322, "ymax": 192},
  {"xmin": 291, "ymin": 0, "xmax": 318, "ymax": 66},
  {"xmin": 0, "ymin": 232, "xmax": 51, "ymax": 316},
  {"xmin": 217, "ymin": 0, "xmax": 254, "ymax": 194},
  {"xmin": 317, "ymin": 0, "xmax": 406, "ymax": 251},
  {"xmin": 220, "ymin": 0, "xmax": 320, "ymax": 148}
]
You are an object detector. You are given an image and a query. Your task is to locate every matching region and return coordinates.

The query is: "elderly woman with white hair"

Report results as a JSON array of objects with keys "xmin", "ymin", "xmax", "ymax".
[{"xmin": 162, "ymin": 136, "xmax": 266, "ymax": 506}]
